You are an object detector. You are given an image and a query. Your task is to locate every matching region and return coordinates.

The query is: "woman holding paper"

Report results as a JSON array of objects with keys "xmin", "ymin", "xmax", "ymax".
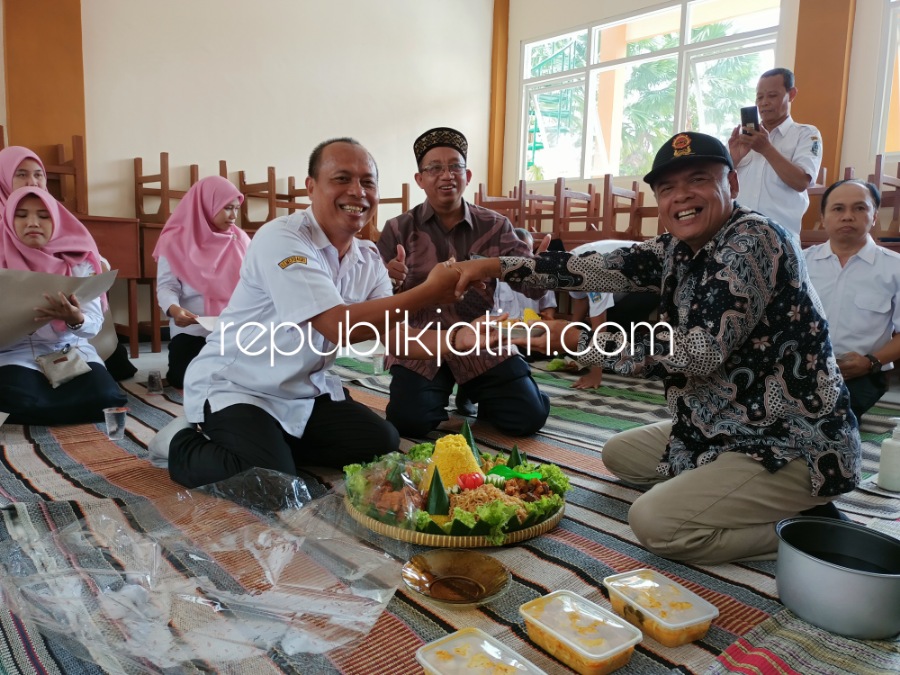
[
  {"xmin": 0, "ymin": 145, "xmax": 137, "ymax": 382},
  {"xmin": 152, "ymin": 176, "xmax": 248, "ymax": 388},
  {"xmin": 0, "ymin": 187, "xmax": 126, "ymax": 424}
]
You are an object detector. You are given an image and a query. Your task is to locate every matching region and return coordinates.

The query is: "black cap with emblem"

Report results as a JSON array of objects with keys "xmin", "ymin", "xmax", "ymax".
[{"xmin": 643, "ymin": 131, "xmax": 734, "ymax": 187}]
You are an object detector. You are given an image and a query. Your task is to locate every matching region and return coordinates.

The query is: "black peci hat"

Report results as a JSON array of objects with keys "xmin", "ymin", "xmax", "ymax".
[
  {"xmin": 643, "ymin": 131, "xmax": 734, "ymax": 187},
  {"xmin": 413, "ymin": 127, "xmax": 468, "ymax": 166}
]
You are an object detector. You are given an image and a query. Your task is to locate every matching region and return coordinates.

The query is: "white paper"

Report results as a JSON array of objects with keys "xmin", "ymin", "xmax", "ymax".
[
  {"xmin": 195, "ymin": 316, "xmax": 219, "ymax": 332},
  {"xmin": 0, "ymin": 269, "xmax": 118, "ymax": 350}
]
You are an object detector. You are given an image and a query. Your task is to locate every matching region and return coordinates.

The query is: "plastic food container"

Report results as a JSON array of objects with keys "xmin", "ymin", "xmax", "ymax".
[
  {"xmin": 603, "ymin": 569, "xmax": 718, "ymax": 647},
  {"xmin": 416, "ymin": 627, "xmax": 547, "ymax": 674},
  {"xmin": 519, "ymin": 590, "xmax": 642, "ymax": 675}
]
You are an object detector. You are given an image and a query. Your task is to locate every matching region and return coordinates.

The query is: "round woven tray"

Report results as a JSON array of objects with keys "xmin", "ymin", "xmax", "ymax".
[{"xmin": 343, "ymin": 496, "xmax": 565, "ymax": 547}]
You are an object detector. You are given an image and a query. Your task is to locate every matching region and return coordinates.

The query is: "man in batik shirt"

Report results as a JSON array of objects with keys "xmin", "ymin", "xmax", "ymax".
[{"xmin": 453, "ymin": 131, "xmax": 861, "ymax": 565}]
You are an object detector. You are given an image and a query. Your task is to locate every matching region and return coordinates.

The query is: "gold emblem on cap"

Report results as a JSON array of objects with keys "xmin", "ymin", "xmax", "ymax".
[{"xmin": 672, "ymin": 133, "xmax": 692, "ymax": 158}]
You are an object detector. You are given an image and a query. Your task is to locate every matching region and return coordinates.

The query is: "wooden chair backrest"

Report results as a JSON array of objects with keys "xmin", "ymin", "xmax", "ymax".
[
  {"xmin": 474, "ymin": 181, "xmax": 526, "ymax": 228},
  {"xmin": 45, "ymin": 135, "xmax": 89, "ymax": 217},
  {"xmin": 363, "ymin": 182, "xmax": 409, "ymax": 242},
  {"xmin": 869, "ymin": 154, "xmax": 900, "ymax": 235},
  {"xmin": 552, "ymin": 177, "xmax": 600, "ymax": 233},
  {"xmin": 805, "ymin": 166, "xmax": 829, "ymax": 230},
  {"xmin": 521, "ymin": 184, "xmax": 556, "ymax": 235},
  {"xmin": 134, "ymin": 151, "xmax": 199, "ymax": 224},
  {"xmin": 601, "ymin": 174, "xmax": 645, "ymax": 239}
]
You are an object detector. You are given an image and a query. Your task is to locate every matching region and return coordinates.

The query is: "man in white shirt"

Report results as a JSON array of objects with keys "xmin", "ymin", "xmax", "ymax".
[
  {"xmin": 154, "ymin": 138, "xmax": 469, "ymax": 488},
  {"xmin": 804, "ymin": 179, "xmax": 900, "ymax": 421},
  {"xmin": 728, "ymin": 67, "xmax": 822, "ymax": 237}
]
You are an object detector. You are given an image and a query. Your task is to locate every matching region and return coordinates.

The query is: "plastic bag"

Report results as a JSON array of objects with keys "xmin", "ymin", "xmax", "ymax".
[{"xmin": 0, "ymin": 468, "xmax": 402, "ymax": 672}]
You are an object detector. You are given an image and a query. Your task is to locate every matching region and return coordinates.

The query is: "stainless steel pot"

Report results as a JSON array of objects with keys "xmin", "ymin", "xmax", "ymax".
[{"xmin": 775, "ymin": 516, "xmax": 900, "ymax": 640}]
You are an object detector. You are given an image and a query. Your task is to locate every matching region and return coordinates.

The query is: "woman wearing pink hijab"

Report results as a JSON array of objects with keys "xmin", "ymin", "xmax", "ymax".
[
  {"xmin": 153, "ymin": 175, "xmax": 248, "ymax": 388},
  {"xmin": 0, "ymin": 187, "xmax": 126, "ymax": 424},
  {"xmin": 0, "ymin": 145, "xmax": 137, "ymax": 381},
  {"xmin": 0, "ymin": 146, "xmax": 48, "ymax": 205}
]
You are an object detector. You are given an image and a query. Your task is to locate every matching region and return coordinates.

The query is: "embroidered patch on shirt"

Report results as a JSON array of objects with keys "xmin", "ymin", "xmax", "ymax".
[
  {"xmin": 278, "ymin": 255, "xmax": 308, "ymax": 269},
  {"xmin": 811, "ymin": 140, "xmax": 820, "ymax": 156}
]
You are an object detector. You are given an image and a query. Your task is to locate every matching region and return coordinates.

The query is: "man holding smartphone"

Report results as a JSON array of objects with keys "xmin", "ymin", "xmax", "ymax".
[{"xmin": 728, "ymin": 67, "xmax": 822, "ymax": 237}]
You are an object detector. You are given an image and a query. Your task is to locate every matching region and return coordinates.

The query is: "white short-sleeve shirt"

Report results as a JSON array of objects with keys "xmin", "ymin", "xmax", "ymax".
[
  {"xmin": 735, "ymin": 116, "xmax": 822, "ymax": 236},
  {"xmin": 156, "ymin": 256, "xmax": 208, "ymax": 338},
  {"xmin": 804, "ymin": 237, "xmax": 900, "ymax": 370},
  {"xmin": 183, "ymin": 209, "xmax": 393, "ymax": 435},
  {"xmin": 493, "ymin": 282, "xmax": 556, "ymax": 318}
]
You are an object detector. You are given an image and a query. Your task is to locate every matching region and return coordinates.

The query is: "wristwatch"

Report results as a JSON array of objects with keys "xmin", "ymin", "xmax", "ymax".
[
  {"xmin": 864, "ymin": 353, "xmax": 883, "ymax": 373},
  {"xmin": 66, "ymin": 321, "xmax": 84, "ymax": 331}
]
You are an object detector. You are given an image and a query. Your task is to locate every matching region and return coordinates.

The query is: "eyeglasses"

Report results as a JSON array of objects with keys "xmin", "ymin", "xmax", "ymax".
[{"xmin": 419, "ymin": 162, "xmax": 467, "ymax": 177}]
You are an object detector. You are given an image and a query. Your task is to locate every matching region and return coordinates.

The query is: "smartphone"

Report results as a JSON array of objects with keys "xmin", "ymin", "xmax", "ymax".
[{"xmin": 740, "ymin": 106, "xmax": 760, "ymax": 134}]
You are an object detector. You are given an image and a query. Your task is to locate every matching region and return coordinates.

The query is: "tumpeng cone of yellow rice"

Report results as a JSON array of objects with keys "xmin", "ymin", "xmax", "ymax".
[
  {"xmin": 419, "ymin": 433, "xmax": 484, "ymax": 493},
  {"xmin": 419, "ymin": 433, "xmax": 485, "ymax": 525}
]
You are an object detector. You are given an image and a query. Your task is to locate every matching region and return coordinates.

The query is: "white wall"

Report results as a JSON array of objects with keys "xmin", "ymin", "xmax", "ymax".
[
  {"xmin": 81, "ymin": 0, "xmax": 495, "ymax": 218},
  {"xmin": 502, "ymin": 0, "xmax": 802, "ymax": 195}
]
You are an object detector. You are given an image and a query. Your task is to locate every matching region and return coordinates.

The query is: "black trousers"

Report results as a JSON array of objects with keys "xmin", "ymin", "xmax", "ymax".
[
  {"xmin": 167, "ymin": 389, "xmax": 399, "ymax": 489},
  {"xmin": 386, "ymin": 356, "xmax": 550, "ymax": 438},
  {"xmin": 166, "ymin": 333, "xmax": 208, "ymax": 389},
  {"xmin": 0, "ymin": 363, "xmax": 127, "ymax": 425},
  {"xmin": 846, "ymin": 371, "xmax": 888, "ymax": 422}
]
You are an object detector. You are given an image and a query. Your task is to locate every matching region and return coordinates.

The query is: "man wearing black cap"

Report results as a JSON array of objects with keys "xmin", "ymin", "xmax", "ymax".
[
  {"xmin": 451, "ymin": 131, "xmax": 861, "ymax": 565},
  {"xmin": 376, "ymin": 126, "xmax": 550, "ymax": 437}
]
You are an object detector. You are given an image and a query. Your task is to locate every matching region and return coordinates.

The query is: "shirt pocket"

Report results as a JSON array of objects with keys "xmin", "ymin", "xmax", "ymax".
[{"xmin": 853, "ymin": 292, "xmax": 892, "ymax": 318}]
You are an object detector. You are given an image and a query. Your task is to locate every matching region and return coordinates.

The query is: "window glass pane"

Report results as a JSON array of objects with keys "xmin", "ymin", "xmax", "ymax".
[
  {"xmin": 585, "ymin": 57, "xmax": 677, "ymax": 178},
  {"xmin": 593, "ymin": 7, "xmax": 681, "ymax": 61},
  {"xmin": 688, "ymin": 0, "xmax": 780, "ymax": 42},
  {"xmin": 524, "ymin": 30, "xmax": 587, "ymax": 79},
  {"xmin": 685, "ymin": 45, "xmax": 774, "ymax": 138},
  {"xmin": 524, "ymin": 79, "xmax": 585, "ymax": 179}
]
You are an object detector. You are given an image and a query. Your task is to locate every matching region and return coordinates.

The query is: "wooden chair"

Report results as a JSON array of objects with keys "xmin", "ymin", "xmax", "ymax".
[
  {"xmin": 238, "ymin": 166, "xmax": 279, "ymax": 232},
  {"xmin": 869, "ymin": 154, "xmax": 900, "ymax": 236},
  {"xmin": 629, "ymin": 190, "xmax": 660, "ymax": 239},
  {"xmin": 475, "ymin": 182, "xmax": 526, "ymax": 228},
  {"xmin": 81, "ymin": 215, "xmax": 144, "ymax": 357},
  {"xmin": 522, "ymin": 184, "xmax": 556, "ymax": 235},
  {"xmin": 552, "ymin": 177, "xmax": 600, "ymax": 233},
  {"xmin": 601, "ymin": 174, "xmax": 644, "ymax": 239},
  {"xmin": 364, "ymin": 182, "xmax": 409, "ymax": 242},
  {"xmin": 133, "ymin": 152, "xmax": 202, "ymax": 352},
  {"xmin": 805, "ymin": 166, "xmax": 829, "ymax": 230},
  {"xmin": 45, "ymin": 135, "xmax": 89, "ymax": 217},
  {"xmin": 133, "ymin": 152, "xmax": 199, "ymax": 224}
]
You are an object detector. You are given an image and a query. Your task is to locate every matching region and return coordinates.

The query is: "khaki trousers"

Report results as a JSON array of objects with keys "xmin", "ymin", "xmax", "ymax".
[{"xmin": 603, "ymin": 421, "xmax": 833, "ymax": 565}]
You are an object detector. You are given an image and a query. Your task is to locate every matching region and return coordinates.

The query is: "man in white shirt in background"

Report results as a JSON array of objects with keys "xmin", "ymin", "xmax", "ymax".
[
  {"xmin": 804, "ymin": 179, "xmax": 900, "ymax": 421},
  {"xmin": 728, "ymin": 67, "xmax": 822, "ymax": 237}
]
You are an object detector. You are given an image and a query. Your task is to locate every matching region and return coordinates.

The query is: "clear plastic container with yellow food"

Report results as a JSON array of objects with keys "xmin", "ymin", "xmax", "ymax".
[
  {"xmin": 415, "ymin": 627, "xmax": 547, "ymax": 675},
  {"xmin": 518, "ymin": 590, "xmax": 642, "ymax": 675},
  {"xmin": 602, "ymin": 569, "xmax": 719, "ymax": 647}
]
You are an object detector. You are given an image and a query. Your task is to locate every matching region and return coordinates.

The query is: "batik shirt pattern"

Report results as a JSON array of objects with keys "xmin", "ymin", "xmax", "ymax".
[{"xmin": 501, "ymin": 206, "xmax": 860, "ymax": 497}]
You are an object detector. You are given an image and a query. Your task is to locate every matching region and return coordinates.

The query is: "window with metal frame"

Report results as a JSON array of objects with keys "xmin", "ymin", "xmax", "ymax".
[{"xmin": 520, "ymin": 0, "xmax": 780, "ymax": 180}]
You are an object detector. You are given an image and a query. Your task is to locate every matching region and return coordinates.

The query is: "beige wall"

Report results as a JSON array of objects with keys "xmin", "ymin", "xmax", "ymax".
[
  {"xmin": 502, "ymin": 0, "xmax": 804, "ymax": 195},
  {"xmin": 843, "ymin": 0, "xmax": 898, "ymax": 180},
  {"xmin": 81, "ymin": 0, "xmax": 495, "ymax": 218}
]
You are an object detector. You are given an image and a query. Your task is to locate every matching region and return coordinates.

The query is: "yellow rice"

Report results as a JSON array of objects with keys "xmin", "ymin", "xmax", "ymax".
[{"xmin": 419, "ymin": 434, "xmax": 483, "ymax": 491}]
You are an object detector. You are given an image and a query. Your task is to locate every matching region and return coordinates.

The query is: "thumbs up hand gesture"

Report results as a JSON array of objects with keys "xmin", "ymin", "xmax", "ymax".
[{"xmin": 387, "ymin": 244, "xmax": 408, "ymax": 290}]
